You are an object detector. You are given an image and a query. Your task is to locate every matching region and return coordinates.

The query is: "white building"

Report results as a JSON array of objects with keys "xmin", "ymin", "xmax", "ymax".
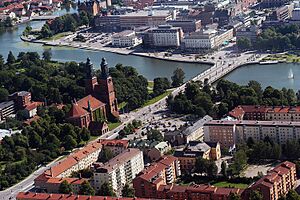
[
  {"xmin": 149, "ymin": 25, "xmax": 183, "ymax": 47},
  {"xmin": 0, "ymin": 100, "xmax": 15, "ymax": 123},
  {"xmin": 183, "ymin": 29, "xmax": 217, "ymax": 49},
  {"xmin": 93, "ymin": 148, "xmax": 144, "ymax": 193},
  {"xmin": 112, "ymin": 30, "xmax": 139, "ymax": 47}
]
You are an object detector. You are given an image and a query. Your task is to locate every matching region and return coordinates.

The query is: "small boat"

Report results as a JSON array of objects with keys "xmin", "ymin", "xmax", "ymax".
[
  {"xmin": 259, "ymin": 61, "xmax": 279, "ymax": 65},
  {"xmin": 288, "ymin": 69, "xmax": 294, "ymax": 79}
]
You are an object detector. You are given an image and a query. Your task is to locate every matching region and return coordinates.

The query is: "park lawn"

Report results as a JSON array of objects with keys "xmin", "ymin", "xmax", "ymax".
[
  {"xmin": 43, "ymin": 32, "xmax": 71, "ymax": 41},
  {"xmin": 262, "ymin": 53, "xmax": 300, "ymax": 63},
  {"xmin": 148, "ymin": 81, "xmax": 154, "ymax": 94},
  {"xmin": 108, "ymin": 122, "xmax": 122, "ymax": 131},
  {"xmin": 143, "ymin": 90, "xmax": 172, "ymax": 107},
  {"xmin": 213, "ymin": 181, "xmax": 249, "ymax": 189}
]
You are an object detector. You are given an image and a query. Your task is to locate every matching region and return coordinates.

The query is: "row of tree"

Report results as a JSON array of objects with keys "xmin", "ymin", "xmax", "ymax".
[
  {"xmin": 167, "ymin": 79, "xmax": 300, "ymax": 118},
  {"xmin": 237, "ymin": 24, "xmax": 300, "ymax": 52}
]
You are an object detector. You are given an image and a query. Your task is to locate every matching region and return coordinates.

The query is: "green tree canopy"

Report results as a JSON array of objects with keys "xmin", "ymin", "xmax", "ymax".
[{"xmin": 59, "ymin": 180, "xmax": 73, "ymax": 194}]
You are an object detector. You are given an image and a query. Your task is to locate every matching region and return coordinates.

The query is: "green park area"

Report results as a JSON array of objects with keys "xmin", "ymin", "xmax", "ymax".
[
  {"xmin": 262, "ymin": 53, "xmax": 300, "ymax": 63},
  {"xmin": 213, "ymin": 181, "xmax": 249, "ymax": 189}
]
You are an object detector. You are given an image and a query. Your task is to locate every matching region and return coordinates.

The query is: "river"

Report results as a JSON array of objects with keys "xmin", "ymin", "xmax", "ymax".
[
  {"xmin": 225, "ymin": 63, "xmax": 300, "ymax": 91},
  {"xmin": 0, "ymin": 8, "xmax": 211, "ymax": 81},
  {"xmin": 2, "ymin": 9, "xmax": 300, "ymax": 88}
]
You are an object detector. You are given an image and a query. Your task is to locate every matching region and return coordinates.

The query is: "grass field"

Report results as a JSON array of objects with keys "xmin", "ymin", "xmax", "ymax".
[
  {"xmin": 143, "ymin": 90, "xmax": 172, "ymax": 107},
  {"xmin": 213, "ymin": 181, "xmax": 249, "ymax": 189},
  {"xmin": 43, "ymin": 32, "xmax": 71, "ymax": 41},
  {"xmin": 108, "ymin": 122, "xmax": 122, "ymax": 131},
  {"xmin": 148, "ymin": 81, "xmax": 154, "ymax": 94},
  {"xmin": 262, "ymin": 53, "xmax": 300, "ymax": 63}
]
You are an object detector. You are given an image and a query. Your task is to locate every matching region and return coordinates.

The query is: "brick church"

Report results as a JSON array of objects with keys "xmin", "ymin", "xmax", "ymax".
[{"xmin": 67, "ymin": 58, "xmax": 119, "ymax": 135}]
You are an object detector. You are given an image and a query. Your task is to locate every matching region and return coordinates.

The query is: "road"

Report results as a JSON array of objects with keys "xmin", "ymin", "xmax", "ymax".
[{"xmin": 0, "ymin": 49, "xmax": 266, "ymax": 200}]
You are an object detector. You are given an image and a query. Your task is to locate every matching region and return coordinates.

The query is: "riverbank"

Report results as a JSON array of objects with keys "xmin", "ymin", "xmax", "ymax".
[
  {"xmin": 261, "ymin": 53, "xmax": 300, "ymax": 63},
  {"xmin": 21, "ymin": 35, "xmax": 216, "ymax": 65}
]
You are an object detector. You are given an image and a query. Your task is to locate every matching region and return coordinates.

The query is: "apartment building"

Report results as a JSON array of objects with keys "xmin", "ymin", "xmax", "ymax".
[
  {"xmin": 34, "ymin": 139, "xmax": 129, "ymax": 193},
  {"xmin": 174, "ymin": 141, "xmax": 221, "ymax": 173},
  {"xmin": 229, "ymin": 105, "xmax": 300, "ymax": 121},
  {"xmin": 248, "ymin": 161, "xmax": 296, "ymax": 200},
  {"xmin": 112, "ymin": 30, "xmax": 139, "ymax": 47},
  {"xmin": 16, "ymin": 192, "xmax": 152, "ymax": 200},
  {"xmin": 204, "ymin": 120, "xmax": 237, "ymax": 148},
  {"xmin": 204, "ymin": 120, "xmax": 300, "ymax": 147},
  {"xmin": 133, "ymin": 156, "xmax": 181, "ymax": 199},
  {"xmin": 0, "ymin": 100, "xmax": 15, "ymax": 122},
  {"xmin": 145, "ymin": 25, "xmax": 183, "ymax": 47},
  {"xmin": 93, "ymin": 148, "xmax": 144, "ymax": 193}
]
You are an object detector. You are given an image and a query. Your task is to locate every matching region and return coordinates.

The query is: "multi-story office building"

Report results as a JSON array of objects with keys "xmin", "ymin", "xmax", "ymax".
[
  {"xmin": 182, "ymin": 30, "xmax": 216, "ymax": 49},
  {"xmin": 144, "ymin": 25, "xmax": 183, "ymax": 47},
  {"xmin": 204, "ymin": 120, "xmax": 300, "ymax": 147},
  {"xmin": 112, "ymin": 30, "xmax": 139, "ymax": 47},
  {"xmin": 93, "ymin": 148, "xmax": 144, "ymax": 193},
  {"xmin": 236, "ymin": 25, "xmax": 261, "ymax": 43},
  {"xmin": 133, "ymin": 156, "xmax": 181, "ymax": 198},
  {"xmin": 248, "ymin": 161, "xmax": 296, "ymax": 200},
  {"xmin": 94, "ymin": 10, "xmax": 173, "ymax": 32},
  {"xmin": 167, "ymin": 19, "xmax": 201, "ymax": 33}
]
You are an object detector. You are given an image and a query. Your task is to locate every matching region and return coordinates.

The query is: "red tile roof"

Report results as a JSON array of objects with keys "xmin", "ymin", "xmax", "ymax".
[
  {"xmin": 77, "ymin": 95, "xmax": 105, "ymax": 111},
  {"xmin": 16, "ymin": 192, "xmax": 151, "ymax": 200},
  {"xmin": 68, "ymin": 103, "xmax": 89, "ymax": 118},
  {"xmin": 101, "ymin": 139, "xmax": 129, "ymax": 147},
  {"xmin": 24, "ymin": 102, "xmax": 43, "ymax": 111}
]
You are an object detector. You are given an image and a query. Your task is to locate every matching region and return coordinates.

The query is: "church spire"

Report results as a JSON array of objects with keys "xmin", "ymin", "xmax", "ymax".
[
  {"xmin": 100, "ymin": 58, "xmax": 109, "ymax": 79},
  {"xmin": 85, "ymin": 57, "xmax": 94, "ymax": 79}
]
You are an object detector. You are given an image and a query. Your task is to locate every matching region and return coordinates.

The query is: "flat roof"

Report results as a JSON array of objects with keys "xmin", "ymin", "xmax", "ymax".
[{"xmin": 123, "ymin": 10, "xmax": 171, "ymax": 17}]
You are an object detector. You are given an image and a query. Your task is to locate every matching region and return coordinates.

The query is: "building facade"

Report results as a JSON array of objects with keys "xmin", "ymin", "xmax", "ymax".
[
  {"xmin": 167, "ymin": 19, "xmax": 201, "ymax": 33},
  {"xmin": 93, "ymin": 148, "xmax": 144, "ymax": 193},
  {"xmin": 133, "ymin": 156, "xmax": 181, "ymax": 199},
  {"xmin": 146, "ymin": 25, "xmax": 183, "ymax": 47},
  {"xmin": 248, "ymin": 161, "xmax": 296, "ymax": 200},
  {"xmin": 112, "ymin": 30, "xmax": 139, "ymax": 47}
]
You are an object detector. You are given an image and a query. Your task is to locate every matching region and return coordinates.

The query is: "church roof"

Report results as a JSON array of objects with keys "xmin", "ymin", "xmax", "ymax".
[
  {"xmin": 77, "ymin": 95, "xmax": 105, "ymax": 111},
  {"xmin": 69, "ymin": 103, "xmax": 89, "ymax": 118}
]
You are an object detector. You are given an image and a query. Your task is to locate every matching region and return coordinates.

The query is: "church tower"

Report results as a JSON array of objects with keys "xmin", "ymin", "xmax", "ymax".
[
  {"xmin": 84, "ymin": 58, "xmax": 98, "ymax": 95},
  {"xmin": 94, "ymin": 58, "xmax": 119, "ymax": 119}
]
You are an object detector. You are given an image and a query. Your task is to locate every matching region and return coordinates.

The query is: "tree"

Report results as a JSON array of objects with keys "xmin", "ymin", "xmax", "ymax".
[
  {"xmin": 7, "ymin": 51, "xmax": 15, "ymax": 64},
  {"xmin": 171, "ymin": 68, "xmax": 185, "ymax": 87},
  {"xmin": 228, "ymin": 193, "xmax": 242, "ymax": 200},
  {"xmin": 79, "ymin": 181, "xmax": 95, "ymax": 195},
  {"xmin": 147, "ymin": 129, "xmax": 163, "ymax": 141},
  {"xmin": 63, "ymin": 135, "xmax": 77, "ymax": 150},
  {"xmin": 98, "ymin": 147, "xmax": 114, "ymax": 163},
  {"xmin": 98, "ymin": 182, "xmax": 116, "ymax": 196},
  {"xmin": 4, "ymin": 17, "xmax": 13, "ymax": 27},
  {"xmin": 237, "ymin": 37, "xmax": 252, "ymax": 50},
  {"xmin": 195, "ymin": 157, "xmax": 207, "ymax": 174},
  {"xmin": 59, "ymin": 180, "xmax": 73, "ymax": 194},
  {"xmin": 206, "ymin": 160, "xmax": 218, "ymax": 178},
  {"xmin": 40, "ymin": 24, "xmax": 52, "ymax": 38},
  {"xmin": 122, "ymin": 183, "xmax": 135, "ymax": 197},
  {"xmin": 22, "ymin": 25, "xmax": 32, "ymax": 36},
  {"xmin": 43, "ymin": 49, "xmax": 52, "ymax": 61},
  {"xmin": 81, "ymin": 127, "xmax": 90, "ymax": 142},
  {"xmin": 249, "ymin": 190, "xmax": 263, "ymax": 200},
  {"xmin": 286, "ymin": 190, "xmax": 300, "ymax": 200},
  {"xmin": 221, "ymin": 161, "xmax": 227, "ymax": 178},
  {"xmin": 153, "ymin": 77, "xmax": 170, "ymax": 96},
  {"xmin": 79, "ymin": 11, "xmax": 89, "ymax": 26},
  {"xmin": 0, "ymin": 88, "xmax": 9, "ymax": 102}
]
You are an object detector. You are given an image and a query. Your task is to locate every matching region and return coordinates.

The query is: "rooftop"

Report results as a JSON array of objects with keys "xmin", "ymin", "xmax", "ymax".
[
  {"xmin": 205, "ymin": 120, "xmax": 300, "ymax": 127},
  {"xmin": 122, "ymin": 10, "xmax": 171, "ymax": 17},
  {"xmin": 94, "ymin": 148, "xmax": 142, "ymax": 173}
]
